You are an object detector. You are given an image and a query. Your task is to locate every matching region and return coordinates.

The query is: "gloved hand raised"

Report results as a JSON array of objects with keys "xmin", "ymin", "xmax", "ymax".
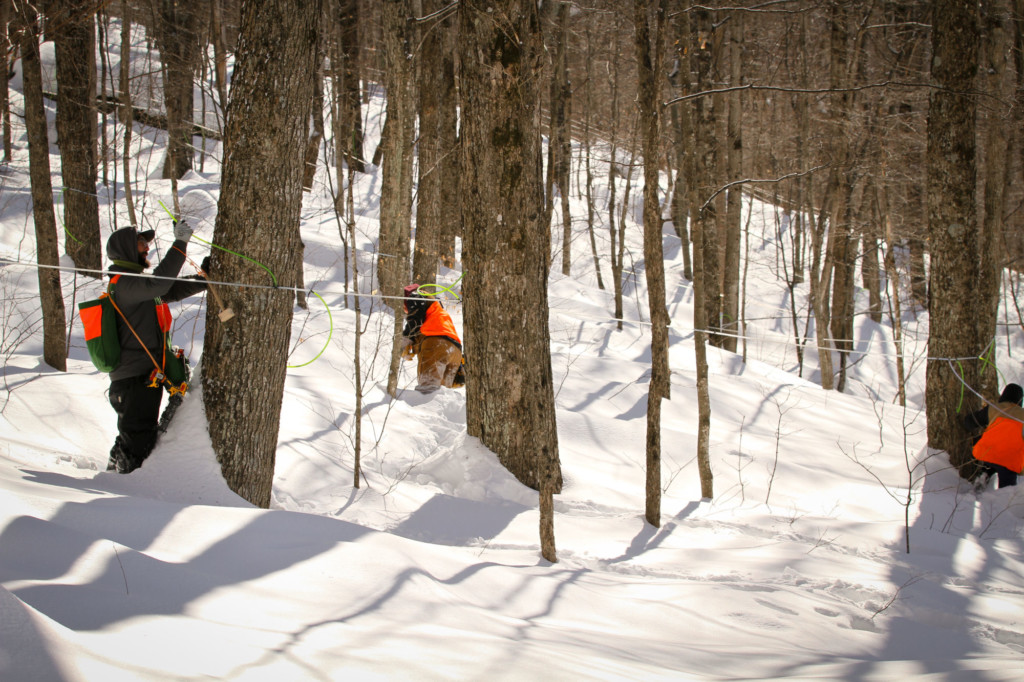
[
  {"xmin": 200, "ymin": 256, "xmax": 211, "ymax": 276},
  {"xmin": 173, "ymin": 220, "xmax": 193, "ymax": 243}
]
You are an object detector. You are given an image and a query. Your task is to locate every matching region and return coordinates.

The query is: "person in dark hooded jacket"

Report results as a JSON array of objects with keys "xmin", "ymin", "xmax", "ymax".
[{"xmin": 105, "ymin": 222, "xmax": 207, "ymax": 473}]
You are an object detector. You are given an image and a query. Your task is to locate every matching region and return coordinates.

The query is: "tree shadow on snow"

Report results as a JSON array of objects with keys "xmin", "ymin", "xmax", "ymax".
[
  {"xmin": 391, "ymin": 494, "xmax": 528, "ymax": 546},
  {"xmin": 0, "ymin": 485, "xmax": 369, "ymax": 632}
]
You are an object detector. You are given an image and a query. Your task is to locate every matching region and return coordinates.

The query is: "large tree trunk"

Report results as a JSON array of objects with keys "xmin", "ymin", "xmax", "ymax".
[
  {"xmin": 681, "ymin": 0, "xmax": 713, "ymax": 500},
  {"xmin": 2, "ymin": 0, "xmax": 12, "ymax": 161},
  {"xmin": 120, "ymin": 0, "xmax": 138, "ymax": 228},
  {"xmin": 668, "ymin": 6, "xmax": 693, "ymax": 282},
  {"xmin": 413, "ymin": 0, "xmax": 456, "ymax": 285},
  {"xmin": 435, "ymin": 31, "xmax": 459, "ymax": 270},
  {"xmin": 543, "ymin": 2, "xmax": 572, "ymax": 277},
  {"xmin": 379, "ymin": 0, "xmax": 416, "ymax": 398},
  {"xmin": 202, "ymin": 0, "xmax": 322, "ymax": 508},
  {"xmin": 302, "ymin": 58, "xmax": 326, "ymax": 192},
  {"xmin": 459, "ymin": 0, "xmax": 562, "ymax": 503},
  {"xmin": 721, "ymin": 13, "xmax": 743, "ymax": 354},
  {"xmin": 977, "ymin": 0, "xmax": 1011, "ymax": 401},
  {"xmin": 607, "ymin": 22, "xmax": 626, "ymax": 330},
  {"xmin": 332, "ymin": 0, "xmax": 364, "ymax": 174},
  {"xmin": 1015, "ymin": 0, "xmax": 1024, "ymax": 266},
  {"xmin": 635, "ymin": 0, "xmax": 669, "ymax": 527},
  {"xmin": 808, "ymin": 189, "xmax": 836, "ymax": 391},
  {"xmin": 691, "ymin": 7, "xmax": 722, "ymax": 346},
  {"xmin": 51, "ymin": 0, "xmax": 101, "ymax": 274},
  {"xmin": 824, "ymin": 0, "xmax": 857, "ymax": 393},
  {"xmin": 17, "ymin": 7, "xmax": 67, "ymax": 372},
  {"xmin": 155, "ymin": 0, "xmax": 200, "ymax": 181},
  {"xmin": 829, "ymin": 196, "xmax": 856, "ymax": 392},
  {"xmin": 860, "ymin": 229, "xmax": 882, "ymax": 324},
  {"xmin": 581, "ymin": 23, "xmax": 605, "ymax": 290},
  {"xmin": 925, "ymin": 0, "xmax": 982, "ymax": 474},
  {"xmin": 210, "ymin": 0, "xmax": 230, "ymax": 111},
  {"xmin": 878, "ymin": 177, "xmax": 908, "ymax": 407},
  {"xmin": 908, "ymin": 236, "xmax": 928, "ymax": 309}
]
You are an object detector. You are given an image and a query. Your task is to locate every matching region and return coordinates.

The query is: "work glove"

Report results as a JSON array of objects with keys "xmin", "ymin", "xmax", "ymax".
[
  {"xmin": 200, "ymin": 256, "xmax": 211, "ymax": 277},
  {"xmin": 173, "ymin": 220, "xmax": 193, "ymax": 243},
  {"xmin": 400, "ymin": 337, "xmax": 416, "ymax": 360}
]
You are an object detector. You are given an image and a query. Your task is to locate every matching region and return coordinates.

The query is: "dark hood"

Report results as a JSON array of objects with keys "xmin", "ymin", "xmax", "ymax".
[
  {"xmin": 1000, "ymin": 383, "xmax": 1024, "ymax": 406},
  {"xmin": 106, "ymin": 227, "xmax": 145, "ymax": 268}
]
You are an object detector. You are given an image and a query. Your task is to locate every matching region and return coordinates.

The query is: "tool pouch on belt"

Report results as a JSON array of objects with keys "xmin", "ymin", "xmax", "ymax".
[{"xmin": 164, "ymin": 346, "xmax": 189, "ymax": 386}]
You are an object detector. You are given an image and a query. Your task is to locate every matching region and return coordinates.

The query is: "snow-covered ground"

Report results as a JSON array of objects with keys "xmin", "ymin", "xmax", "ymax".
[{"xmin": 2, "ymin": 23, "xmax": 1024, "ymax": 680}]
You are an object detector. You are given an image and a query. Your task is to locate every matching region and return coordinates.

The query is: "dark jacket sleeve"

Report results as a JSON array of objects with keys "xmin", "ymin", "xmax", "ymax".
[
  {"xmin": 115, "ymin": 240, "xmax": 195, "ymax": 305},
  {"xmin": 162, "ymin": 273, "xmax": 208, "ymax": 303},
  {"xmin": 961, "ymin": 405, "xmax": 991, "ymax": 432}
]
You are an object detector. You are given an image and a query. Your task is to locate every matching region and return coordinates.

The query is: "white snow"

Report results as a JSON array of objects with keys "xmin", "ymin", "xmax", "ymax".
[{"xmin": 2, "ymin": 25, "xmax": 1024, "ymax": 681}]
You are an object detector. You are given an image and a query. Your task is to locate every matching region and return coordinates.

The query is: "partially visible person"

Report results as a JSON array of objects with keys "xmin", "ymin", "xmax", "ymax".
[
  {"xmin": 105, "ymin": 222, "xmax": 208, "ymax": 473},
  {"xmin": 399, "ymin": 284, "xmax": 462, "ymax": 394},
  {"xmin": 964, "ymin": 383, "xmax": 1024, "ymax": 489}
]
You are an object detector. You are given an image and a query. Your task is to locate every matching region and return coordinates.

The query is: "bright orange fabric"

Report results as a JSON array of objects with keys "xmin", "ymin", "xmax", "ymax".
[
  {"xmin": 81, "ymin": 274, "xmax": 123, "ymax": 341},
  {"xmin": 419, "ymin": 301, "xmax": 461, "ymax": 344},
  {"xmin": 156, "ymin": 301, "xmax": 172, "ymax": 333},
  {"xmin": 973, "ymin": 403, "xmax": 1024, "ymax": 473},
  {"xmin": 79, "ymin": 303, "xmax": 104, "ymax": 341}
]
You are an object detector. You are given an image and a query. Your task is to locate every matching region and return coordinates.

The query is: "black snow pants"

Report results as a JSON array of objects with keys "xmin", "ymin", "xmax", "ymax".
[{"xmin": 107, "ymin": 375, "xmax": 164, "ymax": 473}]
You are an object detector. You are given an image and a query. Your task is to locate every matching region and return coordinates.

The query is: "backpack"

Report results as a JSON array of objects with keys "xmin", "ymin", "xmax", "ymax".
[
  {"xmin": 78, "ymin": 275, "xmax": 190, "ymax": 395},
  {"xmin": 78, "ymin": 276, "xmax": 122, "ymax": 373}
]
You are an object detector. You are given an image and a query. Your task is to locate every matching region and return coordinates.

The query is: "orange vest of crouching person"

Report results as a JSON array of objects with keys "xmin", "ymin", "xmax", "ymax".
[{"xmin": 973, "ymin": 401, "xmax": 1024, "ymax": 475}]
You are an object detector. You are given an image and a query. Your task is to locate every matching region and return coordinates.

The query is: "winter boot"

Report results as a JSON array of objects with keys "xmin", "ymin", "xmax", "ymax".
[{"xmin": 107, "ymin": 440, "xmax": 137, "ymax": 474}]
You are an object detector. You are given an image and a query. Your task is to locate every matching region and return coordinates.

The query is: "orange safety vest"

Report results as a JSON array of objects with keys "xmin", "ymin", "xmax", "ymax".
[
  {"xmin": 420, "ymin": 301, "xmax": 461, "ymax": 345},
  {"xmin": 973, "ymin": 402, "xmax": 1024, "ymax": 473}
]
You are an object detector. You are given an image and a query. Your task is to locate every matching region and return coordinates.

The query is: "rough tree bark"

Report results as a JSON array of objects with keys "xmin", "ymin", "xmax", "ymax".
[
  {"xmin": 459, "ymin": 0, "xmax": 561, "ymax": 561},
  {"xmin": 154, "ymin": 0, "xmax": 200, "ymax": 181},
  {"xmin": 668, "ymin": 4, "xmax": 693, "ymax": 282},
  {"xmin": 331, "ymin": 0, "xmax": 365, "ymax": 174},
  {"xmin": 679, "ymin": 0, "xmax": 713, "ymax": 500},
  {"xmin": 635, "ymin": 0, "xmax": 669, "ymax": 527},
  {"xmin": 607, "ymin": 23, "xmax": 627, "ymax": 330},
  {"xmin": 210, "ymin": 0, "xmax": 230, "ymax": 111},
  {"xmin": 1, "ymin": 0, "xmax": 10, "ymax": 161},
  {"xmin": 51, "ymin": 0, "xmax": 101, "ymax": 274},
  {"xmin": 721, "ymin": 13, "xmax": 743, "ymax": 354},
  {"xmin": 16, "ymin": 6, "xmax": 67, "ymax": 372},
  {"xmin": 925, "ymin": 0, "xmax": 982, "ymax": 474},
  {"xmin": 120, "ymin": 0, "xmax": 138, "ymax": 228},
  {"xmin": 413, "ymin": 0, "xmax": 456, "ymax": 285},
  {"xmin": 977, "ymin": 0, "xmax": 1011, "ymax": 400},
  {"xmin": 302, "ymin": 54, "xmax": 326, "ymax": 192},
  {"xmin": 202, "ymin": 0, "xmax": 322, "ymax": 507},
  {"xmin": 825, "ymin": 0, "xmax": 857, "ymax": 393},
  {"xmin": 379, "ymin": 0, "xmax": 416, "ymax": 398},
  {"xmin": 543, "ymin": 1, "xmax": 572, "ymax": 277},
  {"xmin": 581, "ymin": 22, "xmax": 605, "ymax": 289},
  {"xmin": 691, "ymin": 7, "xmax": 722, "ymax": 347}
]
